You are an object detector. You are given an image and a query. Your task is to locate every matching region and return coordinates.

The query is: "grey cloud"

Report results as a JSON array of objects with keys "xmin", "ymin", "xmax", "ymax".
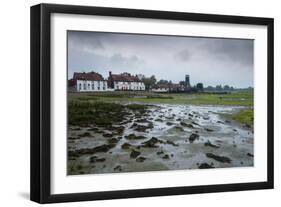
[
  {"xmin": 109, "ymin": 53, "xmax": 145, "ymax": 69},
  {"xmin": 68, "ymin": 31, "xmax": 254, "ymax": 88},
  {"xmin": 175, "ymin": 49, "xmax": 192, "ymax": 62}
]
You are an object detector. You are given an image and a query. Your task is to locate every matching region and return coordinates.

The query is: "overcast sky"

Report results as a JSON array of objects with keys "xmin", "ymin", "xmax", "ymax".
[{"xmin": 68, "ymin": 31, "xmax": 253, "ymax": 88}]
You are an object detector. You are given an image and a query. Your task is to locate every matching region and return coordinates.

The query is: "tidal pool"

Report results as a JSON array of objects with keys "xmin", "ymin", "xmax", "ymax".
[{"xmin": 67, "ymin": 104, "xmax": 254, "ymax": 175}]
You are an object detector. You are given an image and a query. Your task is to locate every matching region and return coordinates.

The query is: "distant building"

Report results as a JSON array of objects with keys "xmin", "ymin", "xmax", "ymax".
[
  {"xmin": 151, "ymin": 84, "xmax": 170, "ymax": 93},
  {"xmin": 68, "ymin": 71, "xmax": 108, "ymax": 92},
  {"xmin": 152, "ymin": 74, "xmax": 192, "ymax": 93},
  {"xmin": 108, "ymin": 72, "xmax": 145, "ymax": 91}
]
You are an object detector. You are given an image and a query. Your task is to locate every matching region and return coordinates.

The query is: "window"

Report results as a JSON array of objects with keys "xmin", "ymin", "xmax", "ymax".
[
  {"xmin": 92, "ymin": 83, "xmax": 94, "ymax": 90},
  {"xmin": 83, "ymin": 83, "xmax": 86, "ymax": 90},
  {"xmin": 103, "ymin": 87, "xmax": 105, "ymax": 90},
  {"xmin": 98, "ymin": 87, "xmax": 100, "ymax": 90},
  {"xmin": 88, "ymin": 83, "xmax": 90, "ymax": 89},
  {"xmin": 79, "ymin": 83, "xmax": 82, "ymax": 90}
]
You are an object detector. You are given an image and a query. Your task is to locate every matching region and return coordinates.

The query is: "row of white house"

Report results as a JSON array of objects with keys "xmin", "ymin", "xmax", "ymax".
[{"xmin": 68, "ymin": 71, "xmax": 145, "ymax": 92}]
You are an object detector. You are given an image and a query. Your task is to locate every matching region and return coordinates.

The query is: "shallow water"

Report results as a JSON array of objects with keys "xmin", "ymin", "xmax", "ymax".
[{"xmin": 67, "ymin": 104, "xmax": 253, "ymax": 175}]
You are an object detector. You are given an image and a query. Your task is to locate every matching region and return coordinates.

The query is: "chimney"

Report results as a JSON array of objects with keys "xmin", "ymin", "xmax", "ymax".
[{"xmin": 109, "ymin": 71, "xmax": 112, "ymax": 77}]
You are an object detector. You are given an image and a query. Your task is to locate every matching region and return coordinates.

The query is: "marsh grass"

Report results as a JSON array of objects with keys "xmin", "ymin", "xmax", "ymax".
[
  {"xmin": 230, "ymin": 109, "xmax": 254, "ymax": 126},
  {"xmin": 69, "ymin": 91, "xmax": 253, "ymax": 106}
]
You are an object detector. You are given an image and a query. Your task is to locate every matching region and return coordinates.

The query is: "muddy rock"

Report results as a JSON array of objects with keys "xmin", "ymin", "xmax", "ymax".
[
  {"xmin": 103, "ymin": 133, "xmax": 113, "ymax": 138},
  {"xmin": 121, "ymin": 143, "xmax": 132, "ymax": 149},
  {"xmin": 108, "ymin": 138, "xmax": 120, "ymax": 144},
  {"xmin": 174, "ymin": 126, "xmax": 184, "ymax": 131},
  {"xmin": 69, "ymin": 144, "xmax": 116, "ymax": 156},
  {"xmin": 78, "ymin": 132, "xmax": 91, "ymax": 137},
  {"xmin": 205, "ymin": 128, "xmax": 214, "ymax": 132},
  {"xmin": 247, "ymin": 153, "xmax": 254, "ymax": 157},
  {"xmin": 206, "ymin": 153, "xmax": 232, "ymax": 163},
  {"xmin": 204, "ymin": 140, "xmax": 220, "ymax": 148},
  {"xmin": 156, "ymin": 151, "xmax": 164, "ymax": 155},
  {"xmin": 130, "ymin": 149, "xmax": 141, "ymax": 158},
  {"xmin": 166, "ymin": 140, "xmax": 179, "ymax": 147},
  {"xmin": 136, "ymin": 156, "xmax": 146, "ymax": 162},
  {"xmin": 166, "ymin": 122, "xmax": 173, "ymax": 126},
  {"xmin": 162, "ymin": 154, "xmax": 170, "ymax": 159},
  {"xmin": 125, "ymin": 134, "xmax": 146, "ymax": 140},
  {"xmin": 114, "ymin": 165, "xmax": 122, "ymax": 172},
  {"xmin": 198, "ymin": 163, "xmax": 214, "ymax": 169},
  {"xmin": 141, "ymin": 137, "xmax": 163, "ymax": 148},
  {"xmin": 189, "ymin": 133, "xmax": 199, "ymax": 143},
  {"xmin": 155, "ymin": 118, "xmax": 163, "ymax": 122},
  {"xmin": 191, "ymin": 121, "xmax": 200, "ymax": 126},
  {"xmin": 90, "ymin": 156, "xmax": 106, "ymax": 163}
]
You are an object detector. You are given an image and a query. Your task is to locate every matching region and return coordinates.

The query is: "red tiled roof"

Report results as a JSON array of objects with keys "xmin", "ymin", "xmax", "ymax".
[
  {"xmin": 110, "ymin": 73, "xmax": 142, "ymax": 82},
  {"xmin": 73, "ymin": 72, "xmax": 105, "ymax": 81}
]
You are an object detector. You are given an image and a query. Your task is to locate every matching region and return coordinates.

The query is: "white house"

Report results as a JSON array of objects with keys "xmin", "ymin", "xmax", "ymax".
[
  {"xmin": 68, "ymin": 71, "xmax": 108, "ymax": 92},
  {"xmin": 108, "ymin": 72, "xmax": 145, "ymax": 91}
]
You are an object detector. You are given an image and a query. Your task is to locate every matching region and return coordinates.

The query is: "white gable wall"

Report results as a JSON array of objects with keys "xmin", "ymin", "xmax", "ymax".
[
  {"xmin": 114, "ymin": 81, "xmax": 145, "ymax": 90},
  {"xmin": 76, "ymin": 80, "xmax": 108, "ymax": 92}
]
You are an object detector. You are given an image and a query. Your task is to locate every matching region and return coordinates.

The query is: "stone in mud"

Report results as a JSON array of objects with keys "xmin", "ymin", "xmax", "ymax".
[
  {"xmin": 233, "ymin": 129, "xmax": 238, "ymax": 132},
  {"xmin": 69, "ymin": 144, "xmax": 116, "ymax": 156},
  {"xmin": 166, "ymin": 140, "xmax": 179, "ymax": 147},
  {"xmin": 87, "ymin": 127, "xmax": 101, "ymax": 132},
  {"xmin": 68, "ymin": 136, "xmax": 78, "ymax": 140},
  {"xmin": 155, "ymin": 118, "xmax": 163, "ymax": 122},
  {"xmin": 191, "ymin": 121, "xmax": 200, "ymax": 126},
  {"xmin": 206, "ymin": 153, "xmax": 232, "ymax": 163},
  {"xmin": 121, "ymin": 143, "xmax": 132, "ymax": 149},
  {"xmin": 176, "ymin": 118, "xmax": 182, "ymax": 121},
  {"xmin": 103, "ymin": 133, "xmax": 113, "ymax": 138},
  {"xmin": 90, "ymin": 156, "xmax": 106, "ymax": 163},
  {"xmin": 162, "ymin": 154, "xmax": 170, "ymax": 159},
  {"xmin": 156, "ymin": 151, "xmax": 164, "ymax": 155},
  {"xmin": 189, "ymin": 133, "xmax": 199, "ymax": 143},
  {"xmin": 180, "ymin": 122, "xmax": 194, "ymax": 128},
  {"xmin": 106, "ymin": 125, "xmax": 125, "ymax": 134},
  {"xmin": 78, "ymin": 132, "xmax": 91, "ymax": 137},
  {"xmin": 244, "ymin": 124, "xmax": 251, "ymax": 128},
  {"xmin": 247, "ymin": 153, "xmax": 254, "ymax": 157},
  {"xmin": 205, "ymin": 128, "xmax": 214, "ymax": 132},
  {"xmin": 166, "ymin": 122, "xmax": 173, "ymax": 126},
  {"xmin": 204, "ymin": 140, "xmax": 219, "ymax": 148},
  {"xmin": 114, "ymin": 165, "xmax": 122, "ymax": 172},
  {"xmin": 125, "ymin": 134, "xmax": 146, "ymax": 140},
  {"xmin": 135, "ymin": 118, "xmax": 150, "ymax": 123},
  {"xmin": 130, "ymin": 149, "xmax": 141, "ymax": 158},
  {"xmin": 108, "ymin": 138, "xmax": 120, "ymax": 144},
  {"xmin": 136, "ymin": 156, "xmax": 146, "ymax": 162},
  {"xmin": 198, "ymin": 163, "xmax": 214, "ymax": 169},
  {"xmin": 174, "ymin": 126, "xmax": 184, "ymax": 131},
  {"xmin": 203, "ymin": 117, "xmax": 210, "ymax": 120},
  {"xmin": 217, "ymin": 121, "xmax": 224, "ymax": 124},
  {"xmin": 180, "ymin": 122, "xmax": 188, "ymax": 127},
  {"xmin": 132, "ymin": 123, "xmax": 154, "ymax": 132},
  {"xmin": 225, "ymin": 120, "xmax": 231, "ymax": 123},
  {"xmin": 141, "ymin": 137, "xmax": 163, "ymax": 148},
  {"xmin": 130, "ymin": 123, "xmax": 138, "ymax": 128}
]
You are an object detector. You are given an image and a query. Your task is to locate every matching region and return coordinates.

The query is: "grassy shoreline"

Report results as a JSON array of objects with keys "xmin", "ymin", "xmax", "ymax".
[
  {"xmin": 68, "ymin": 91, "xmax": 253, "ymax": 107},
  {"xmin": 68, "ymin": 91, "xmax": 253, "ymax": 126}
]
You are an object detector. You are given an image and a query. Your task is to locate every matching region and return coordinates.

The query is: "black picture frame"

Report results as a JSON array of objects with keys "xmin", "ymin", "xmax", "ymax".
[{"xmin": 30, "ymin": 3, "xmax": 274, "ymax": 204}]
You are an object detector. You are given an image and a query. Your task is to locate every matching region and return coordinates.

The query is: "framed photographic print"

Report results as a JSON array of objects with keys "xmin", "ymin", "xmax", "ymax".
[{"xmin": 30, "ymin": 3, "xmax": 274, "ymax": 203}]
